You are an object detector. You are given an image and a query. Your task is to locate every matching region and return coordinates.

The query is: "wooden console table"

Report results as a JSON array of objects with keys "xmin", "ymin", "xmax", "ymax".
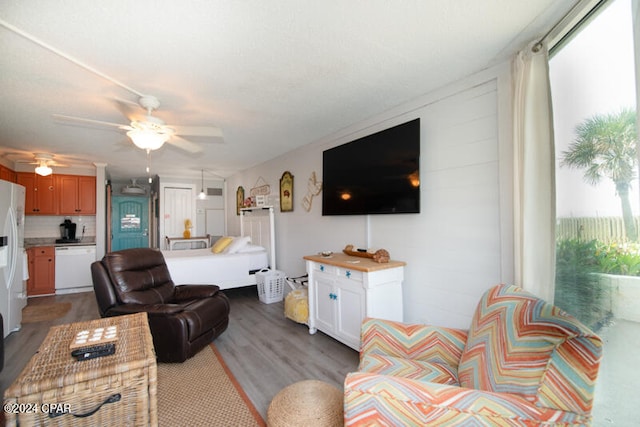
[{"xmin": 304, "ymin": 253, "xmax": 405, "ymax": 350}]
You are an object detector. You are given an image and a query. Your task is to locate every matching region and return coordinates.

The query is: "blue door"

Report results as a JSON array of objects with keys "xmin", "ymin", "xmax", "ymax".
[{"xmin": 111, "ymin": 196, "xmax": 149, "ymax": 251}]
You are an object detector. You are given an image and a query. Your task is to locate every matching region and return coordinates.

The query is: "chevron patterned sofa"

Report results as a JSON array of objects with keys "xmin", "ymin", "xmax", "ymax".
[{"xmin": 344, "ymin": 284, "xmax": 603, "ymax": 426}]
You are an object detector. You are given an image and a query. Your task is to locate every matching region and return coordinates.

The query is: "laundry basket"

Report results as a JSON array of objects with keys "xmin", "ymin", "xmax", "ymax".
[{"xmin": 256, "ymin": 268, "xmax": 286, "ymax": 304}]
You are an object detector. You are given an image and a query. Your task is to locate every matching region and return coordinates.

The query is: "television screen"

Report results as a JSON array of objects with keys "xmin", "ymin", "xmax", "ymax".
[{"xmin": 322, "ymin": 118, "xmax": 420, "ymax": 215}]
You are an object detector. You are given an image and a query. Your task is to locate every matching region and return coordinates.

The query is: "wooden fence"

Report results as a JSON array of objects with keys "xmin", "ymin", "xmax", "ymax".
[{"xmin": 556, "ymin": 217, "xmax": 640, "ymax": 243}]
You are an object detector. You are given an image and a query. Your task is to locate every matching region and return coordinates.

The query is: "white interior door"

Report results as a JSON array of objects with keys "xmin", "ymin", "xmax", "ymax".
[{"xmin": 163, "ymin": 186, "xmax": 195, "ymax": 247}]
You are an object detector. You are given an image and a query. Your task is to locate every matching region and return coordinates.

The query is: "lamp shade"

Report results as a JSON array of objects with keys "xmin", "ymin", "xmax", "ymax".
[
  {"xmin": 35, "ymin": 164, "xmax": 52, "ymax": 176},
  {"xmin": 127, "ymin": 128, "xmax": 169, "ymax": 151},
  {"xmin": 198, "ymin": 169, "xmax": 206, "ymax": 199}
]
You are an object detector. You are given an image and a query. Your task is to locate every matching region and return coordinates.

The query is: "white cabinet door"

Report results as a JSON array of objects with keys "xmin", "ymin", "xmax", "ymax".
[
  {"xmin": 313, "ymin": 273, "xmax": 336, "ymax": 333},
  {"xmin": 335, "ymin": 283, "xmax": 365, "ymax": 349}
]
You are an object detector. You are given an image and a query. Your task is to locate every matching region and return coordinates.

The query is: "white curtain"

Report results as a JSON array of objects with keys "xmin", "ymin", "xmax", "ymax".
[{"xmin": 512, "ymin": 41, "xmax": 556, "ymax": 303}]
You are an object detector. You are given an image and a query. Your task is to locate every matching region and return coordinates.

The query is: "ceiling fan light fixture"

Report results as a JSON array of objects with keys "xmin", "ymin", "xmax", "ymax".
[
  {"xmin": 127, "ymin": 128, "xmax": 169, "ymax": 151},
  {"xmin": 35, "ymin": 163, "xmax": 53, "ymax": 176}
]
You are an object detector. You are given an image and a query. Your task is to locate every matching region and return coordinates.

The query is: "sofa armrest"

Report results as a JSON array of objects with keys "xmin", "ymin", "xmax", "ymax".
[
  {"xmin": 360, "ymin": 318, "xmax": 468, "ymax": 369},
  {"xmin": 173, "ymin": 285, "xmax": 220, "ymax": 301},
  {"xmin": 344, "ymin": 372, "xmax": 590, "ymax": 426},
  {"xmin": 107, "ymin": 303, "xmax": 184, "ymax": 317}
]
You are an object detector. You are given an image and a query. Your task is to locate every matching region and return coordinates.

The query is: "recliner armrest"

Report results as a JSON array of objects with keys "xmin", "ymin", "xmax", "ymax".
[
  {"xmin": 107, "ymin": 303, "xmax": 185, "ymax": 317},
  {"xmin": 173, "ymin": 285, "xmax": 220, "ymax": 301}
]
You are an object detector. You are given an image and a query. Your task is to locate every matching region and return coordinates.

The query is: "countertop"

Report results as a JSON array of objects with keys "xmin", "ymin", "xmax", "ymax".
[
  {"xmin": 303, "ymin": 252, "xmax": 406, "ymax": 272},
  {"xmin": 24, "ymin": 237, "xmax": 96, "ymax": 249}
]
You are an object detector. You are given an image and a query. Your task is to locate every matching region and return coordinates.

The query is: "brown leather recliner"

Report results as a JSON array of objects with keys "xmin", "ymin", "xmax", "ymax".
[{"xmin": 91, "ymin": 248, "xmax": 230, "ymax": 363}]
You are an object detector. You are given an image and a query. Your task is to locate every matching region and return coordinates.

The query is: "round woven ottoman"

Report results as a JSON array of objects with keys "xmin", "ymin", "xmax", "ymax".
[{"xmin": 267, "ymin": 380, "xmax": 343, "ymax": 427}]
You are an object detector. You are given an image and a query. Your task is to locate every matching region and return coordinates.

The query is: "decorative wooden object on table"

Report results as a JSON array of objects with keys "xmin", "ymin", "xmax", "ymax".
[
  {"xmin": 4, "ymin": 312, "xmax": 158, "ymax": 426},
  {"xmin": 343, "ymin": 244, "xmax": 390, "ymax": 263}
]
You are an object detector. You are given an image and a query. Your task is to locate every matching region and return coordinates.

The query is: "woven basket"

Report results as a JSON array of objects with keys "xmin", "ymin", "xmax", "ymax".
[
  {"xmin": 4, "ymin": 313, "xmax": 157, "ymax": 426},
  {"xmin": 267, "ymin": 380, "xmax": 343, "ymax": 427}
]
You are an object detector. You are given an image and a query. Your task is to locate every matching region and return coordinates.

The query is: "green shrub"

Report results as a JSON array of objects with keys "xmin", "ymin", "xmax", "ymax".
[{"xmin": 595, "ymin": 241, "xmax": 640, "ymax": 276}]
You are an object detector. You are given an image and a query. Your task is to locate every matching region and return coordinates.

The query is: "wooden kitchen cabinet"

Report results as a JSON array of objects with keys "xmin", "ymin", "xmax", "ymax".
[
  {"xmin": 17, "ymin": 172, "xmax": 96, "ymax": 215},
  {"xmin": 0, "ymin": 164, "xmax": 17, "ymax": 182},
  {"xmin": 27, "ymin": 246, "xmax": 56, "ymax": 296},
  {"xmin": 57, "ymin": 175, "xmax": 96, "ymax": 215},
  {"xmin": 16, "ymin": 173, "xmax": 57, "ymax": 215}
]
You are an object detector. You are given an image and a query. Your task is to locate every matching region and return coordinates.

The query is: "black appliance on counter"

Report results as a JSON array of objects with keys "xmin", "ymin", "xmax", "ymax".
[{"xmin": 56, "ymin": 219, "xmax": 80, "ymax": 244}]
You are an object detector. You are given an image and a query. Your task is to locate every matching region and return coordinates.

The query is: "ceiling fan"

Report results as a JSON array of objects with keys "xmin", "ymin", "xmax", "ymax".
[
  {"xmin": 13, "ymin": 153, "xmax": 68, "ymax": 176},
  {"xmin": 53, "ymin": 95, "xmax": 223, "ymax": 154}
]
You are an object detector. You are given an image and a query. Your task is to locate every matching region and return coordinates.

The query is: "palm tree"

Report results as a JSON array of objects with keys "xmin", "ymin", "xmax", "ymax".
[{"xmin": 561, "ymin": 108, "xmax": 638, "ymax": 241}]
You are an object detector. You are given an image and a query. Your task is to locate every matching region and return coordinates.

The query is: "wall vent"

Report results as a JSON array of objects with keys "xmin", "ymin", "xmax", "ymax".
[{"xmin": 207, "ymin": 188, "xmax": 223, "ymax": 196}]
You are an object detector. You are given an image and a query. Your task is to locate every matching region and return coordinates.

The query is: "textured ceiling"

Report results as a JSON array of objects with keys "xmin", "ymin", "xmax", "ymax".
[{"xmin": 0, "ymin": 0, "xmax": 574, "ymax": 181}]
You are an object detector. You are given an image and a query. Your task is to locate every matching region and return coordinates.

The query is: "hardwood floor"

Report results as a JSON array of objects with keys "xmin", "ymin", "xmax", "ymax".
[{"xmin": 0, "ymin": 287, "xmax": 360, "ymax": 419}]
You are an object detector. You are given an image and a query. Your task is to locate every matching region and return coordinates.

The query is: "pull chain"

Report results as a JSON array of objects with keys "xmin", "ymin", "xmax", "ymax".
[{"xmin": 146, "ymin": 149, "xmax": 152, "ymax": 183}]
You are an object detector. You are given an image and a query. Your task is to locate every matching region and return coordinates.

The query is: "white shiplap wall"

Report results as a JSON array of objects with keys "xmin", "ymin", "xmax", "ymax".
[{"xmin": 226, "ymin": 63, "xmax": 514, "ymax": 329}]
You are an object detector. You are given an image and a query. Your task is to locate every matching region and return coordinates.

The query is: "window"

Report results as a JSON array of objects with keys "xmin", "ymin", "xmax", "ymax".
[{"xmin": 549, "ymin": 0, "xmax": 638, "ymax": 423}]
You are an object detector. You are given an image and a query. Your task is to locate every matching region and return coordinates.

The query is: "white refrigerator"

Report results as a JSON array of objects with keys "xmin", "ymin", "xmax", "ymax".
[{"xmin": 0, "ymin": 179, "xmax": 26, "ymax": 338}]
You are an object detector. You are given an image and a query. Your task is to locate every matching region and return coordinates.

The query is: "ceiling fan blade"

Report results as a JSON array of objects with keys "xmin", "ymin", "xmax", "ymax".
[
  {"xmin": 167, "ymin": 135, "xmax": 203, "ymax": 153},
  {"xmin": 171, "ymin": 125, "xmax": 223, "ymax": 138},
  {"xmin": 111, "ymin": 97, "xmax": 145, "ymax": 122},
  {"xmin": 52, "ymin": 114, "xmax": 128, "ymax": 129}
]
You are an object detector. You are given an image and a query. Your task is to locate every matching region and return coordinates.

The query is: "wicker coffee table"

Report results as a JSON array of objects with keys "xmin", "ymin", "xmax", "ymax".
[
  {"xmin": 4, "ymin": 312, "xmax": 157, "ymax": 426},
  {"xmin": 267, "ymin": 380, "xmax": 343, "ymax": 427}
]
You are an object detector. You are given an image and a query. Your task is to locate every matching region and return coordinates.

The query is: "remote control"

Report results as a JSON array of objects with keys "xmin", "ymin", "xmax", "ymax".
[{"xmin": 71, "ymin": 343, "xmax": 116, "ymax": 361}]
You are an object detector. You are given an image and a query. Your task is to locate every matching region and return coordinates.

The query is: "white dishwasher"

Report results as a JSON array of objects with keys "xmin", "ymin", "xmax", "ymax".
[{"xmin": 55, "ymin": 245, "xmax": 96, "ymax": 293}]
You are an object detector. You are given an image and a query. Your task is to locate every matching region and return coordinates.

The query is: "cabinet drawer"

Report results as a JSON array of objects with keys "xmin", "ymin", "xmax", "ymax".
[
  {"xmin": 313, "ymin": 263, "xmax": 337, "ymax": 275},
  {"xmin": 34, "ymin": 246, "xmax": 54, "ymax": 257},
  {"xmin": 313, "ymin": 263, "xmax": 362, "ymax": 281},
  {"xmin": 336, "ymin": 268, "xmax": 362, "ymax": 282}
]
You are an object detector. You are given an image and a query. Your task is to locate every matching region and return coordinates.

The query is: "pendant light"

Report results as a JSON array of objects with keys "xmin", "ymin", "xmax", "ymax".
[{"xmin": 198, "ymin": 169, "xmax": 206, "ymax": 199}]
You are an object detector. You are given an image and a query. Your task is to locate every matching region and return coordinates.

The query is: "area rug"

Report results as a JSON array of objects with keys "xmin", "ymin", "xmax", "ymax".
[
  {"xmin": 21, "ymin": 302, "xmax": 72, "ymax": 323},
  {"xmin": 157, "ymin": 343, "xmax": 266, "ymax": 426}
]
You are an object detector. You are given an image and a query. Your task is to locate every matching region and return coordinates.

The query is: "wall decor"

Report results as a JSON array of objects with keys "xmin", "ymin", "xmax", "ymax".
[
  {"xmin": 280, "ymin": 171, "xmax": 294, "ymax": 212},
  {"xmin": 302, "ymin": 171, "xmax": 322, "ymax": 212},
  {"xmin": 250, "ymin": 176, "xmax": 271, "ymax": 198},
  {"xmin": 236, "ymin": 186, "xmax": 244, "ymax": 215}
]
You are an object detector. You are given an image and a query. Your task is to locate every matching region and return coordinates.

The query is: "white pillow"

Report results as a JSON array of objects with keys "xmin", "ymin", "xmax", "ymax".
[
  {"xmin": 225, "ymin": 235, "xmax": 252, "ymax": 254},
  {"xmin": 237, "ymin": 244, "xmax": 265, "ymax": 253}
]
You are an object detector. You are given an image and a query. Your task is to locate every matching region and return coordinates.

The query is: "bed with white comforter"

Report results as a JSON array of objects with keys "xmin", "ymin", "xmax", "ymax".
[
  {"xmin": 162, "ymin": 206, "xmax": 276, "ymax": 290},
  {"xmin": 162, "ymin": 244, "xmax": 269, "ymax": 289}
]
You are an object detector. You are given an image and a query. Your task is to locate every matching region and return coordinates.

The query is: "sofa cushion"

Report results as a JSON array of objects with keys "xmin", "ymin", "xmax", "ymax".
[
  {"xmin": 360, "ymin": 354, "xmax": 459, "ymax": 385},
  {"xmin": 457, "ymin": 284, "xmax": 594, "ymax": 406},
  {"xmin": 344, "ymin": 372, "xmax": 592, "ymax": 426}
]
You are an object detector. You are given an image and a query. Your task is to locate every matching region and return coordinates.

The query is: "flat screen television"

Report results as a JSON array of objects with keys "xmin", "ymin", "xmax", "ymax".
[{"xmin": 322, "ymin": 118, "xmax": 420, "ymax": 215}]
